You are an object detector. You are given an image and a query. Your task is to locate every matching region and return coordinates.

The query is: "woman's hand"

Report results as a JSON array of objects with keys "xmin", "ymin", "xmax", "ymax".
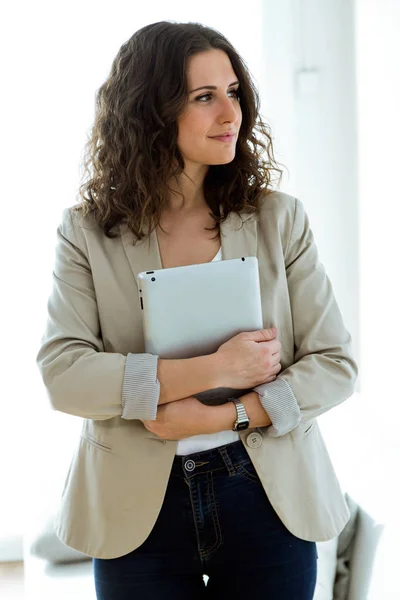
[
  {"xmin": 142, "ymin": 397, "xmax": 215, "ymax": 440},
  {"xmin": 215, "ymin": 328, "xmax": 282, "ymax": 389}
]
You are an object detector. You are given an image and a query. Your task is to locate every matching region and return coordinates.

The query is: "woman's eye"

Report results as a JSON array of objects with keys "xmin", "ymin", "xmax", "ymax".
[
  {"xmin": 196, "ymin": 93, "xmax": 212, "ymax": 102},
  {"xmin": 195, "ymin": 89, "xmax": 240, "ymax": 103}
]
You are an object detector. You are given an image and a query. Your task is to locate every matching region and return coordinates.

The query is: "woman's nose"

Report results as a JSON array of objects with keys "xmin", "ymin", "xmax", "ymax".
[{"xmin": 217, "ymin": 97, "xmax": 239, "ymax": 123}]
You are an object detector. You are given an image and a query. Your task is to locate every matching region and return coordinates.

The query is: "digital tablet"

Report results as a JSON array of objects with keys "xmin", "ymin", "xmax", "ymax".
[{"xmin": 137, "ymin": 256, "xmax": 264, "ymax": 404}]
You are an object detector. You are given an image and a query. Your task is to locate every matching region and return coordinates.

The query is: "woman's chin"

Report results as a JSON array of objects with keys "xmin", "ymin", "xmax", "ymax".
[{"xmin": 210, "ymin": 158, "xmax": 236, "ymax": 166}]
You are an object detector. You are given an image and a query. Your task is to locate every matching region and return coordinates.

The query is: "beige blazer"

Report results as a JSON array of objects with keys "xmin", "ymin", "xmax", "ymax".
[{"xmin": 36, "ymin": 190, "xmax": 358, "ymax": 559}]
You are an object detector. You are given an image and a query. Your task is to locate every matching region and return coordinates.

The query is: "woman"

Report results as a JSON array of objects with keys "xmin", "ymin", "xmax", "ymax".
[{"xmin": 36, "ymin": 21, "xmax": 358, "ymax": 599}]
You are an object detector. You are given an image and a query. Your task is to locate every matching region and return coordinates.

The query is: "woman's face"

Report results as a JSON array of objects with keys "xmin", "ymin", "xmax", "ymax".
[{"xmin": 176, "ymin": 49, "xmax": 242, "ymax": 170}]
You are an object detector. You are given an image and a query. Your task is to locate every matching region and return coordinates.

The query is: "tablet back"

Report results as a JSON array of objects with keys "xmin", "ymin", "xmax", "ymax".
[
  {"xmin": 138, "ymin": 255, "xmax": 263, "ymax": 357},
  {"xmin": 137, "ymin": 256, "xmax": 264, "ymax": 404}
]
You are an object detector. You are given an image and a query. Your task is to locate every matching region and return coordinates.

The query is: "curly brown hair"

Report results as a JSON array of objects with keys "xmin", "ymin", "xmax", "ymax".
[{"xmin": 75, "ymin": 21, "xmax": 284, "ymax": 243}]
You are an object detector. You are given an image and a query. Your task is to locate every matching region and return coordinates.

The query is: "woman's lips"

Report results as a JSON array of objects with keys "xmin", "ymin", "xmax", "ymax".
[{"xmin": 209, "ymin": 134, "xmax": 235, "ymax": 142}]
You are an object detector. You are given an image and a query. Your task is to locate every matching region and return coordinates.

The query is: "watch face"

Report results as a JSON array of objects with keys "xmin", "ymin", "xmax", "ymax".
[{"xmin": 236, "ymin": 420, "xmax": 250, "ymax": 431}]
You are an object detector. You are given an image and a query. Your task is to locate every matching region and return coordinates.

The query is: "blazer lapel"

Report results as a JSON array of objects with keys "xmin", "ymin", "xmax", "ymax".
[
  {"xmin": 220, "ymin": 209, "xmax": 258, "ymax": 261},
  {"xmin": 120, "ymin": 209, "xmax": 259, "ymax": 288},
  {"xmin": 120, "ymin": 220, "xmax": 163, "ymax": 286}
]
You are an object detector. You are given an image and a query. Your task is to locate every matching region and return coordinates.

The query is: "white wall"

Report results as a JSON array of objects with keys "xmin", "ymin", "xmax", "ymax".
[
  {"xmin": 351, "ymin": 3, "xmax": 400, "ymax": 595},
  {"xmin": 355, "ymin": 0, "xmax": 400, "ymax": 437},
  {"xmin": 354, "ymin": 0, "xmax": 400, "ymax": 507}
]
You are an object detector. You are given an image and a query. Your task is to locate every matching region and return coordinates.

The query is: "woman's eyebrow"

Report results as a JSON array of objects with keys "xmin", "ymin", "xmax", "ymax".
[{"xmin": 189, "ymin": 80, "xmax": 239, "ymax": 94}]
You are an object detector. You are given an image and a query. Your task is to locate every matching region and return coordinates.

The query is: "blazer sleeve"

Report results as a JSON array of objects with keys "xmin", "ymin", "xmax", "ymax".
[
  {"xmin": 36, "ymin": 208, "xmax": 160, "ymax": 421},
  {"xmin": 254, "ymin": 197, "xmax": 358, "ymax": 435}
]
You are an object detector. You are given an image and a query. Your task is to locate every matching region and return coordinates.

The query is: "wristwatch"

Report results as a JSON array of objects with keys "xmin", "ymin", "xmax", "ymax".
[{"xmin": 228, "ymin": 398, "xmax": 250, "ymax": 431}]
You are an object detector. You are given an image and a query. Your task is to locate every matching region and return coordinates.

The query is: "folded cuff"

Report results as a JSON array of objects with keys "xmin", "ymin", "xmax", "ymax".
[
  {"xmin": 122, "ymin": 353, "xmax": 160, "ymax": 420},
  {"xmin": 253, "ymin": 377, "xmax": 301, "ymax": 437}
]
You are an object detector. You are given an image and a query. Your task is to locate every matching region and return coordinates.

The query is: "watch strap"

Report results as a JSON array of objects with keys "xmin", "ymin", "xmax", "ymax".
[{"xmin": 228, "ymin": 398, "xmax": 250, "ymax": 431}]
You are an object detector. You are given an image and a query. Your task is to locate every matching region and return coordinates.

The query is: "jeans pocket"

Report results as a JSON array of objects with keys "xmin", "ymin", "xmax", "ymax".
[{"xmin": 236, "ymin": 461, "xmax": 260, "ymax": 483}]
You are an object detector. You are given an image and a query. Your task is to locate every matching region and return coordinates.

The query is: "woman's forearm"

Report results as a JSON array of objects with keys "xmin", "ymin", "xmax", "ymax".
[
  {"xmin": 142, "ymin": 392, "xmax": 272, "ymax": 440},
  {"xmin": 157, "ymin": 353, "xmax": 222, "ymax": 405}
]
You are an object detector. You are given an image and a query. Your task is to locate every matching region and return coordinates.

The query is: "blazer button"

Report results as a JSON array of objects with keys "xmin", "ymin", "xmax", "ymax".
[{"xmin": 246, "ymin": 432, "xmax": 263, "ymax": 449}]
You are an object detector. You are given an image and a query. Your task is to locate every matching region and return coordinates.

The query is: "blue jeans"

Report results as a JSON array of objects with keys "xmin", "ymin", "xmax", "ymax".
[{"xmin": 94, "ymin": 440, "xmax": 317, "ymax": 599}]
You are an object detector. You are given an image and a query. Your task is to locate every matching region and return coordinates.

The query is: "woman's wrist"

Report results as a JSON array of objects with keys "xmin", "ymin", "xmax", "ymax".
[{"xmin": 206, "ymin": 391, "xmax": 272, "ymax": 433}]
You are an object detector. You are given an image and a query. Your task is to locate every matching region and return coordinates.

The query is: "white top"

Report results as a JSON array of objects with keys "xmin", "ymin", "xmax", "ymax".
[{"xmin": 175, "ymin": 246, "xmax": 240, "ymax": 456}]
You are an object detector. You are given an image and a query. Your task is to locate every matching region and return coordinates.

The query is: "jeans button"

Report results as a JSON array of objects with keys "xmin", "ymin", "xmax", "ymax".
[
  {"xmin": 184, "ymin": 459, "xmax": 196, "ymax": 472},
  {"xmin": 246, "ymin": 432, "xmax": 263, "ymax": 449}
]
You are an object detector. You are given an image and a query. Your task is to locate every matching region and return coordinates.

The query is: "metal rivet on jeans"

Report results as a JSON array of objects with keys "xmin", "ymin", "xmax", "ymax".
[{"xmin": 184, "ymin": 459, "xmax": 196, "ymax": 472}]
